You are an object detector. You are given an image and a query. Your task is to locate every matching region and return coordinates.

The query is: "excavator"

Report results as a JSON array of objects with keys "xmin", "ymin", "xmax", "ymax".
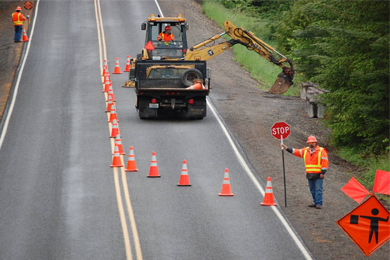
[
  {"xmin": 127, "ymin": 15, "xmax": 294, "ymax": 94},
  {"xmin": 126, "ymin": 15, "xmax": 294, "ymax": 119}
]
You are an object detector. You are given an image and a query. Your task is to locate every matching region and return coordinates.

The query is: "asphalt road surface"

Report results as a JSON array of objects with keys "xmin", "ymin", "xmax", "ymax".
[{"xmin": 0, "ymin": 0, "xmax": 312, "ymax": 259}]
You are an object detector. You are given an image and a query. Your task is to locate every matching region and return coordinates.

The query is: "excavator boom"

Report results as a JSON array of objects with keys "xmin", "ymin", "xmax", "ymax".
[{"xmin": 185, "ymin": 20, "xmax": 294, "ymax": 94}]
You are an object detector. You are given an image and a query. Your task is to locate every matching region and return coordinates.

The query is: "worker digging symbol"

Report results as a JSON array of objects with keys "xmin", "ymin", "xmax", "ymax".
[{"xmin": 352, "ymin": 208, "xmax": 390, "ymax": 244}]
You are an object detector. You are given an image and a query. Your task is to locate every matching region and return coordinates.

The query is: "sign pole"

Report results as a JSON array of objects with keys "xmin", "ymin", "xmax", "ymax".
[{"xmin": 281, "ymin": 136, "xmax": 287, "ymax": 207}]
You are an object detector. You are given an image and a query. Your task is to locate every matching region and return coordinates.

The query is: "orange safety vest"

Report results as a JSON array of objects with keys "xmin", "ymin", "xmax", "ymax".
[
  {"xmin": 157, "ymin": 32, "xmax": 175, "ymax": 42},
  {"xmin": 293, "ymin": 146, "xmax": 329, "ymax": 174},
  {"xmin": 12, "ymin": 12, "xmax": 26, "ymax": 26}
]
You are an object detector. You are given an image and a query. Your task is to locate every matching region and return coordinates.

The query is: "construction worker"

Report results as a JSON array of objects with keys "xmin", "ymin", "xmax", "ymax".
[
  {"xmin": 12, "ymin": 6, "xmax": 29, "ymax": 42},
  {"xmin": 281, "ymin": 135, "xmax": 329, "ymax": 209},
  {"xmin": 157, "ymin": 25, "xmax": 175, "ymax": 42}
]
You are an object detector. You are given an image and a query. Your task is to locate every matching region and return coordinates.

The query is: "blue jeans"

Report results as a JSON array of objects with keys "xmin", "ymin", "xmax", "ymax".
[
  {"xmin": 308, "ymin": 178, "xmax": 323, "ymax": 206},
  {"xmin": 14, "ymin": 25, "xmax": 23, "ymax": 42}
]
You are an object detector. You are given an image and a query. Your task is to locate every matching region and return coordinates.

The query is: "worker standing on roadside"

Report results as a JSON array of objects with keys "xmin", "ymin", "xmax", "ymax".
[
  {"xmin": 281, "ymin": 135, "xmax": 329, "ymax": 209},
  {"xmin": 157, "ymin": 25, "xmax": 175, "ymax": 42},
  {"xmin": 12, "ymin": 6, "xmax": 29, "ymax": 43}
]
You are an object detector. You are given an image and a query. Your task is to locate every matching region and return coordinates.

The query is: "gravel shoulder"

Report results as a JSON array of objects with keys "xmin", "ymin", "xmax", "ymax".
[{"xmin": 1, "ymin": 1, "xmax": 388, "ymax": 259}]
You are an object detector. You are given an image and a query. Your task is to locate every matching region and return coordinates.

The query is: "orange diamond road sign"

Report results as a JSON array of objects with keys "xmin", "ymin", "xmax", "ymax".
[
  {"xmin": 337, "ymin": 194, "xmax": 390, "ymax": 257},
  {"xmin": 24, "ymin": 1, "xmax": 34, "ymax": 10}
]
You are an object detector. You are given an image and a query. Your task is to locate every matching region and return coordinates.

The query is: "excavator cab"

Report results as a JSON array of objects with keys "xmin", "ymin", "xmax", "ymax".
[{"xmin": 141, "ymin": 15, "xmax": 188, "ymax": 60}]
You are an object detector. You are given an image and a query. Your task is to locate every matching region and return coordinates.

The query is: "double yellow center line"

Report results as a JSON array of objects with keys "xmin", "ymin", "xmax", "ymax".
[{"xmin": 94, "ymin": 1, "xmax": 142, "ymax": 259}]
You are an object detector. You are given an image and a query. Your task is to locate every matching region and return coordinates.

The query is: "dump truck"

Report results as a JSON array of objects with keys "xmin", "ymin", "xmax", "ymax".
[{"xmin": 128, "ymin": 15, "xmax": 294, "ymax": 119}]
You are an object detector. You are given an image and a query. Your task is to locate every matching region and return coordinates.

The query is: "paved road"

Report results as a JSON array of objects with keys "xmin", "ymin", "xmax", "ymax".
[{"xmin": 0, "ymin": 0, "xmax": 312, "ymax": 259}]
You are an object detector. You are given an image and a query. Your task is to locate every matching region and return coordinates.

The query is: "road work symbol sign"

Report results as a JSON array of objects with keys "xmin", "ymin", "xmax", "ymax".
[
  {"xmin": 24, "ymin": 1, "xmax": 34, "ymax": 10},
  {"xmin": 271, "ymin": 121, "xmax": 291, "ymax": 140},
  {"xmin": 337, "ymin": 194, "xmax": 390, "ymax": 257}
]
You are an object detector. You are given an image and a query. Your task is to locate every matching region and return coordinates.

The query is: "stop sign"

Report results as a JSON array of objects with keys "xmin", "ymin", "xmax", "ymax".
[{"xmin": 271, "ymin": 122, "xmax": 291, "ymax": 140}]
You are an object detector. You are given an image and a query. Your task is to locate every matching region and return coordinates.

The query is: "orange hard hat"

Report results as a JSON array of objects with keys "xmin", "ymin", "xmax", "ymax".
[
  {"xmin": 307, "ymin": 135, "xmax": 317, "ymax": 143},
  {"xmin": 16, "ymin": 6, "xmax": 22, "ymax": 11},
  {"xmin": 165, "ymin": 25, "xmax": 171, "ymax": 30}
]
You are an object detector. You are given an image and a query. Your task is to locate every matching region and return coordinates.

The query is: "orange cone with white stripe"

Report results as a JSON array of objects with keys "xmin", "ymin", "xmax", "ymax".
[
  {"xmin": 106, "ymin": 99, "xmax": 114, "ymax": 112},
  {"xmin": 124, "ymin": 55, "xmax": 131, "ymax": 72},
  {"xmin": 108, "ymin": 104, "xmax": 119, "ymax": 123},
  {"xmin": 107, "ymin": 88, "xmax": 116, "ymax": 102},
  {"xmin": 219, "ymin": 168, "xmax": 234, "ymax": 196},
  {"xmin": 113, "ymin": 135, "xmax": 125, "ymax": 155},
  {"xmin": 125, "ymin": 146, "xmax": 138, "ymax": 172},
  {"xmin": 22, "ymin": 27, "xmax": 28, "ymax": 42},
  {"xmin": 103, "ymin": 76, "xmax": 111, "ymax": 93},
  {"xmin": 113, "ymin": 57, "xmax": 122, "ymax": 74},
  {"xmin": 110, "ymin": 145, "xmax": 123, "ymax": 167},
  {"xmin": 147, "ymin": 151, "xmax": 160, "ymax": 178},
  {"xmin": 261, "ymin": 177, "xmax": 277, "ymax": 206},
  {"xmin": 178, "ymin": 160, "xmax": 191, "ymax": 186},
  {"xmin": 110, "ymin": 119, "xmax": 119, "ymax": 138},
  {"xmin": 102, "ymin": 60, "xmax": 108, "ymax": 76}
]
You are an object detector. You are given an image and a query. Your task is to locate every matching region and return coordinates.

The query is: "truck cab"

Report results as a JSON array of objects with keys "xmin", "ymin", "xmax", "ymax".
[{"xmin": 141, "ymin": 14, "xmax": 188, "ymax": 60}]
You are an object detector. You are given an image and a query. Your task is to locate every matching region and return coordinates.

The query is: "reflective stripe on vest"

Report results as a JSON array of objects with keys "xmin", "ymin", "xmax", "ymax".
[
  {"xmin": 303, "ymin": 147, "xmax": 322, "ymax": 173},
  {"xmin": 161, "ymin": 33, "xmax": 174, "ymax": 41},
  {"xmin": 12, "ymin": 13, "xmax": 23, "ymax": 26}
]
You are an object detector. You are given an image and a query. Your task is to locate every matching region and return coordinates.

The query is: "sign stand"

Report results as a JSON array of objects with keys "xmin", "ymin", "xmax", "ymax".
[
  {"xmin": 281, "ymin": 136, "xmax": 287, "ymax": 207},
  {"xmin": 270, "ymin": 121, "xmax": 291, "ymax": 208}
]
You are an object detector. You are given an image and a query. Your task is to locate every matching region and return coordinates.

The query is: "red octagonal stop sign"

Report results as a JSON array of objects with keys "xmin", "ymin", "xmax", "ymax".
[{"xmin": 271, "ymin": 122, "xmax": 291, "ymax": 140}]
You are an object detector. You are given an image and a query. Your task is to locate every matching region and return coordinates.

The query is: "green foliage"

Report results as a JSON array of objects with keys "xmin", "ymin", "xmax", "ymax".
[{"xmin": 275, "ymin": 0, "xmax": 390, "ymax": 155}]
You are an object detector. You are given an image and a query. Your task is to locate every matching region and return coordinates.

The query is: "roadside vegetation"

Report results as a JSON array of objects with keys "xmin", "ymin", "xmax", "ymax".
[{"xmin": 202, "ymin": 0, "xmax": 389, "ymax": 189}]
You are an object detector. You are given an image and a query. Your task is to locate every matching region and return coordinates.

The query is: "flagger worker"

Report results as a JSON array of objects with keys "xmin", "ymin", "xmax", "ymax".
[
  {"xmin": 281, "ymin": 135, "xmax": 329, "ymax": 209},
  {"xmin": 12, "ymin": 6, "xmax": 29, "ymax": 42},
  {"xmin": 157, "ymin": 26, "xmax": 175, "ymax": 42}
]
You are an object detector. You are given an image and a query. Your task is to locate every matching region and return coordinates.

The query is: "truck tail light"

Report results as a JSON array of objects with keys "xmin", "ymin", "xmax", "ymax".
[
  {"xmin": 151, "ymin": 98, "xmax": 157, "ymax": 103},
  {"xmin": 189, "ymin": 99, "xmax": 194, "ymax": 104}
]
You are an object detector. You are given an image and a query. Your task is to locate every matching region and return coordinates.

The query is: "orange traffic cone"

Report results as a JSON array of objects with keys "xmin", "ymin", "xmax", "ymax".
[
  {"xmin": 22, "ymin": 27, "xmax": 28, "ymax": 42},
  {"xmin": 261, "ymin": 177, "xmax": 277, "ymax": 206},
  {"xmin": 110, "ymin": 119, "xmax": 119, "ymax": 138},
  {"xmin": 124, "ymin": 55, "xmax": 131, "ymax": 72},
  {"xmin": 113, "ymin": 135, "xmax": 125, "ymax": 155},
  {"xmin": 178, "ymin": 159, "xmax": 191, "ymax": 186},
  {"xmin": 102, "ymin": 73, "xmax": 111, "ymax": 85},
  {"xmin": 147, "ymin": 151, "xmax": 160, "ymax": 178},
  {"xmin": 106, "ymin": 99, "xmax": 114, "ymax": 112},
  {"xmin": 110, "ymin": 145, "xmax": 123, "ymax": 167},
  {"xmin": 107, "ymin": 88, "xmax": 116, "ymax": 102},
  {"xmin": 113, "ymin": 57, "xmax": 122, "ymax": 74},
  {"xmin": 219, "ymin": 168, "xmax": 234, "ymax": 196},
  {"xmin": 103, "ymin": 77, "xmax": 111, "ymax": 93},
  {"xmin": 108, "ymin": 105, "xmax": 119, "ymax": 123},
  {"xmin": 102, "ymin": 60, "xmax": 108, "ymax": 76},
  {"xmin": 125, "ymin": 146, "xmax": 138, "ymax": 172}
]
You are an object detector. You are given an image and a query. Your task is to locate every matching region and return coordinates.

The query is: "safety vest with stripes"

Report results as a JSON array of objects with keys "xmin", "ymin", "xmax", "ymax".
[
  {"xmin": 157, "ymin": 32, "xmax": 175, "ymax": 42},
  {"xmin": 293, "ymin": 146, "xmax": 329, "ymax": 174},
  {"xmin": 12, "ymin": 12, "xmax": 26, "ymax": 26}
]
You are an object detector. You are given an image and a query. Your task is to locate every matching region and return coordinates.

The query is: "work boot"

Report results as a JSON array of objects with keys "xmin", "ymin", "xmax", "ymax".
[{"xmin": 316, "ymin": 205, "xmax": 322, "ymax": 209}]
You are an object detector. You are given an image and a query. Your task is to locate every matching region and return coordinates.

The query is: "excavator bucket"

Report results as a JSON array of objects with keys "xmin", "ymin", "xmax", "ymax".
[{"xmin": 268, "ymin": 67, "xmax": 294, "ymax": 94}]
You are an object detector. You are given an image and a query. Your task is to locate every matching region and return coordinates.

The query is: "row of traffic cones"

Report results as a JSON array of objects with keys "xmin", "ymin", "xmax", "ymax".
[
  {"xmin": 111, "ymin": 147, "xmax": 277, "ymax": 204},
  {"xmin": 102, "ymin": 56, "xmax": 131, "ymax": 77}
]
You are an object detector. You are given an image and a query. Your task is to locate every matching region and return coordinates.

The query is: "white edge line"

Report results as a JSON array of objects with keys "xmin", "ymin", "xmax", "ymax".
[
  {"xmin": 0, "ymin": 0, "xmax": 40, "ymax": 150},
  {"xmin": 207, "ymin": 99, "xmax": 313, "ymax": 260}
]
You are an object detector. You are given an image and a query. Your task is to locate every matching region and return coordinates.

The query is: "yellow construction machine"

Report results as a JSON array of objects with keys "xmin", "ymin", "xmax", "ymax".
[{"xmin": 127, "ymin": 15, "xmax": 294, "ymax": 94}]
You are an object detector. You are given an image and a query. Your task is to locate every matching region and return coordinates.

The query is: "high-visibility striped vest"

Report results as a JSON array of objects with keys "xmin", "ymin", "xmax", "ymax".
[
  {"xmin": 12, "ymin": 12, "xmax": 25, "ymax": 26},
  {"xmin": 304, "ymin": 147, "xmax": 323, "ymax": 173},
  {"xmin": 158, "ymin": 32, "xmax": 175, "ymax": 42},
  {"xmin": 293, "ymin": 146, "xmax": 328, "ymax": 174}
]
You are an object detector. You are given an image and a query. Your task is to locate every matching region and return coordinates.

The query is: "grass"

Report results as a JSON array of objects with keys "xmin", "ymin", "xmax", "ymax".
[{"xmin": 202, "ymin": 0, "xmax": 287, "ymax": 90}]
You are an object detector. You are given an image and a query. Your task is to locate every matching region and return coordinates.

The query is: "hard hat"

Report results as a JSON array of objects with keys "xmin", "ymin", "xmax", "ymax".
[
  {"xmin": 16, "ymin": 6, "xmax": 22, "ymax": 11},
  {"xmin": 307, "ymin": 135, "xmax": 317, "ymax": 143},
  {"xmin": 165, "ymin": 25, "xmax": 171, "ymax": 30}
]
